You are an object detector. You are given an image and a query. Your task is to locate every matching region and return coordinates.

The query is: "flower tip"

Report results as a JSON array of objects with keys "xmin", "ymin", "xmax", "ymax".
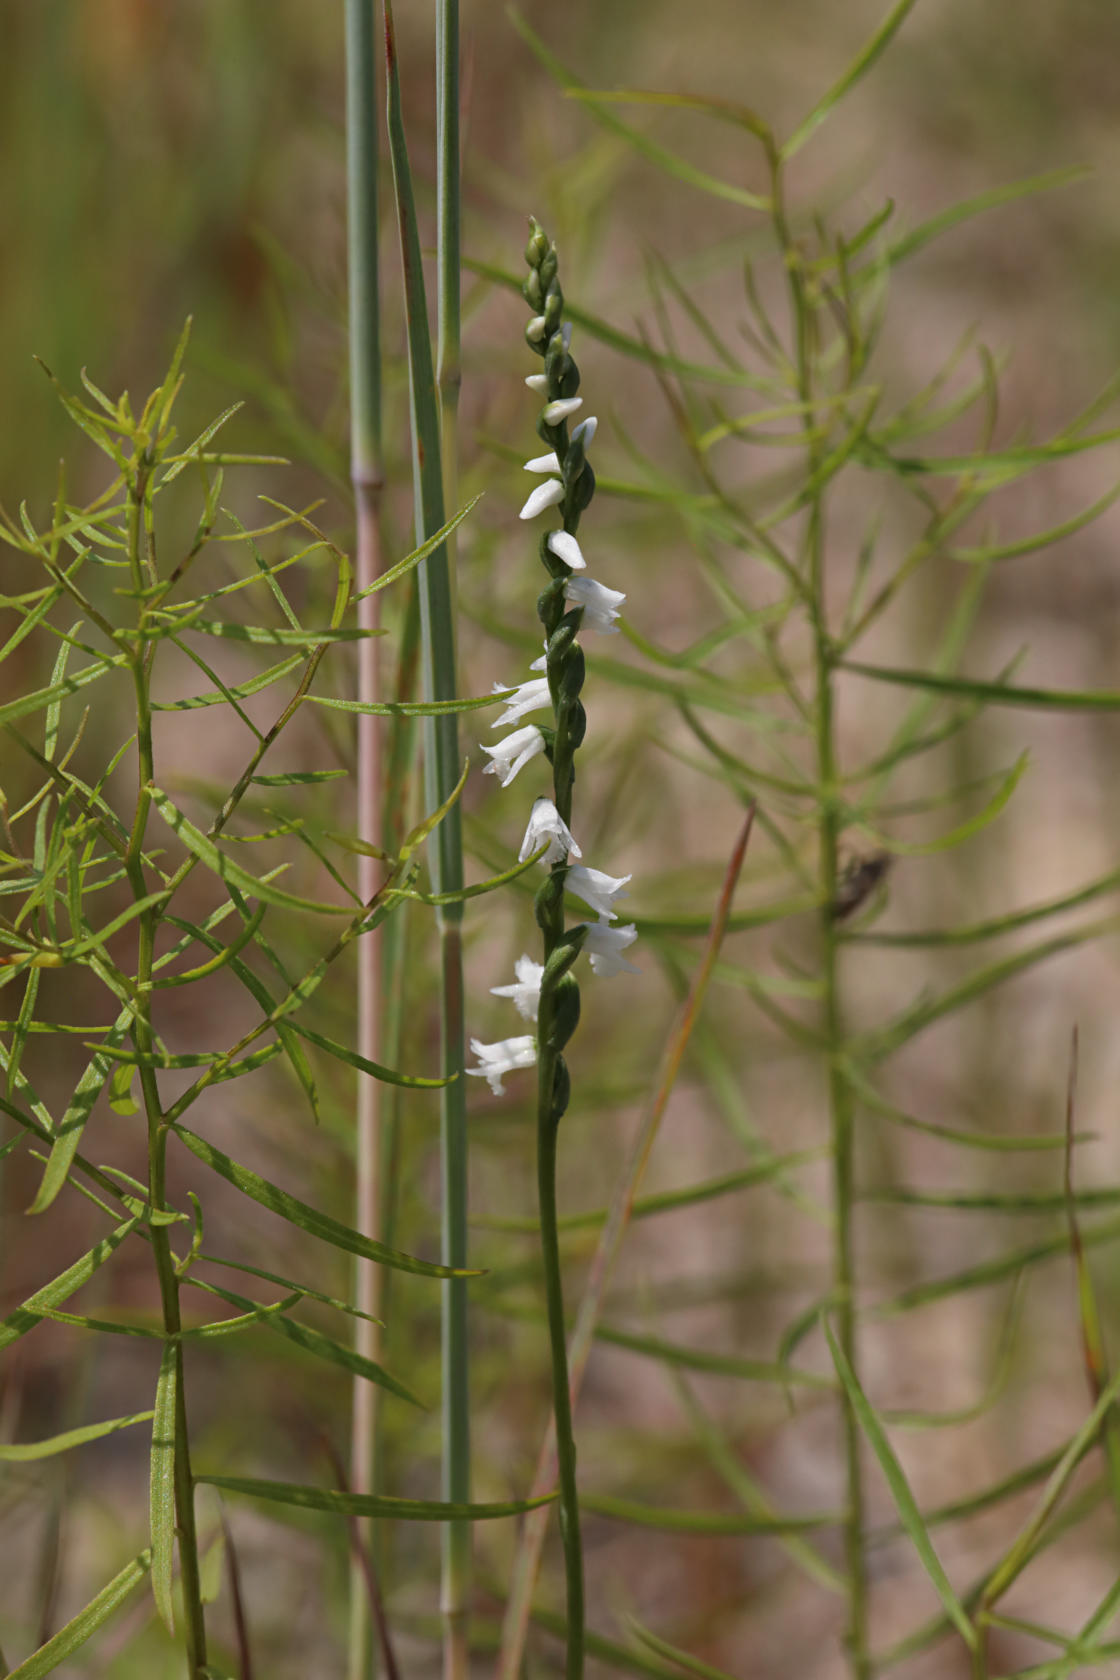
[
  {"xmin": 547, "ymin": 531, "xmax": 586, "ymax": 570},
  {"xmin": 542, "ymin": 396, "xmax": 583, "ymax": 425},
  {"xmin": 524, "ymin": 451, "xmax": 562, "ymax": 475},
  {"xmin": 519, "ymin": 479, "xmax": 566, "ymax": 521}
]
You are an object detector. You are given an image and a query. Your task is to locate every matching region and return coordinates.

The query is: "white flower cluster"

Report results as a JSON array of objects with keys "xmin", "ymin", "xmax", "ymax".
[{"xmin": 467, "ymin": 393, "xmax": 637, "ymax": 1097}]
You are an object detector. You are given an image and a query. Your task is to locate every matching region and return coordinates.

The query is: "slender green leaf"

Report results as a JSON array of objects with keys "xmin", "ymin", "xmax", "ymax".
[
  {"xmin": 150, "ymin": 653, "xmax": 304, "ymax": 712},
  {"xmin": 628, "ymin": 1622, "xmax": 741, "ymax": 1680},
  {"xmin": 581, "ymin": 1494, "xmax": 838, "ymax": 1535},
  {"xmin": 782, "ymin": 0, "xmax": 920, "ymax": 159},
  {"xmin": 0, "ymin": 653, "xmax": 129, "ymax": 729},
  {"xmin": 196, "ymin": 1474, "xmax": 552, "ymax": 1522},
  {"xmin": 149, "ymin": 1344, "xmax": 178, "ymax": 1633},
  {"xmin": 825, "ymin": 1320, "xmax": 976, "ymax": 1650},
  {"xmin": 150, "ymin": 788, "xmax": 350, "ymax": 915},
  {"xmin": 354, "ymin": 493, "xmax": 483, "ymax": 599},
  {"xmin": 28, "ymin": 1007, "xmax": 136, "ymax": 1214},
  {"xmin": 0, "ymin": 1218, "xmax": 138, "ymax": 1351},
  {"xmin": 5, "ymin": 1552, "xmax": 150, "ymax": 1679},
  {"xmin": 511, "ymin": 11, "xmax": 770, "ymax": 209},
  {"xmin": 186, "ymin": 1276, "xmax": 421, "ymax": 1407},
  {"xmin": 0, "ymin": 1411, "xmax": 153, "ymax": 1462},
  {"xmin": 846, "ymin": 660, "xmax": 1120, "ymax": 712},
  {"xmin": 171, "ymin": 1124, "xmax": 470, "ymax": 1279},
  {"xmin": 595, "ymin": 1322, "xmax": 834, "ymax": 1388}
]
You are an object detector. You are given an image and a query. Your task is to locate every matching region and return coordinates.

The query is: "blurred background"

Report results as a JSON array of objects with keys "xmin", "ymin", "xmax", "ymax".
[{"xmin": 4, "ymin": 2, "xmax": 1120, "ymax": 1675}]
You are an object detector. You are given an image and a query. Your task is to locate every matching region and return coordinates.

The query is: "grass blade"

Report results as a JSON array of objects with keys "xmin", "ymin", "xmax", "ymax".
[{"xmin": 824, "ymin": 1320, "xmax": 977, "ymax": 1652}]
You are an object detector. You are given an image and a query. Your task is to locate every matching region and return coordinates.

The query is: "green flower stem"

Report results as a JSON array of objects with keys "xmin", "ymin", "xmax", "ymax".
[
  {"xmin": 126, "ymin": 466, "xmax": 208, "ymax": 1680},
  {"xmin": 769, "ymin": 152, "xmax": 869, "ymax": 1678},
  {"xmin": 523, "ymin": 219, "xmax": 591, "ymax": 1680},
  {"xmin": 344, "ymin": 2, "xmax": 387, "ymax": 1674}
]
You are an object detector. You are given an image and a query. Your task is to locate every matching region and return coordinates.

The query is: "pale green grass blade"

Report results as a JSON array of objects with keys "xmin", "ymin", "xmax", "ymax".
[
  {"xmin": 4, "ymin": 1552, "xmax": 150, "ymax": 1680},
  {"xmin": 581, "ymin": 1495, "xmax": 839, "ymax": 1536},
  {"xmin": 0, "ymin": 653, "xmax": 129, "ymax": 728},
  {"xmin": 150, "ymin": 788, "xmax": 350, "ymax": 916},
  {"xmin": 782, "ymin": 0, "xmax": 920, "ymax": 159},
  {"xmin": 511, "ymin": 11, "xmax": 770, "ymax": 210},
  {"xmin": 849, "ymin": 863, "xmax": 1120, "ymax": 948},
  {"xmin": 0, "ymin": 1411, "xmax": 153, "ymax": 1462},
  {"xmin": 874, "ymin": 166, "xmax": 1092, "ymax": 277},
  {"xmin": 873, "ymin": 1216, "xmax": 1120, "ymax": 1317},
  {"xmin": 628, "ymin": 1621, "xmax": 740, "ymax": 1680},
  {"xmin": 196, "ymin": 1475, "xmax": 551, "ymax": 1522},
  {"xmin": 825, "ymin": 1320, "xmax": 977, "ymax": 1651},
  {"xmin": 149, "ymin": 1344, "xmax": 178, "ymax": 1632},
  {"xmin": 170, "ymin": 1124, "xmax": 470, "ymax": 1279},
  {"xmin": 186, "ymin": 1276, "xmax": 422, "ymax": 1408},
  {"xmin": 595, "ymin": 1321, "xmax": 835, "ymax": 1389},
  {"xmin": 0, "ymin": 1218, "xmax": 138, "ymax": 1351},
  {"xmin": 846, "ymin": 659, "xmax": 1120, "ymax": 711}
]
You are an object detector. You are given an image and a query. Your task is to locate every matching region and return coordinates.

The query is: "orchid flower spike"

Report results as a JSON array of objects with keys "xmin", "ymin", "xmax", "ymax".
[
  {"xmin": 492, "ymin": 675, "xmax": 551, "ymax": 730},
  {"xmin": 520, "ymin": 796, "xmax": 581, "ymax": 866},
  {"xmin": 566, "ymin": 865, "xmax": 631, "ymax": 921},
  {"xmin": 481, "ymin": 724, "xmax": 546, "ymax": 788},
  {"xmin": 582, "ymin": 920, "xmax": 639, "ymax": 977},
  {"xmin": 465, "ymin": 1035, "xmax": 537, "ymax": 1096},
  {"xmin": 490, "ymin": 954, "xmax": 545, "ymax": 1022}
]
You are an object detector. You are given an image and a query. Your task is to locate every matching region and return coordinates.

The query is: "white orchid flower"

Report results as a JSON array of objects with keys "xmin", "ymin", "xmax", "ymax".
[
  {"xmin": 490, "ymin": 954, "xmax": 545, "ymax": 1022},
  {"xmin": 492, "ymin": 676, "xmax": 551, "ymax": 730},
  {"xmin": 524, "ymin": 450, "xmax": 562, "ymax": 474},
  {"xmin": 566, "ymin": 865, "xmax": 631, "ymax": 921},
  {"xmin": 465, "ymin": 1035, "xmax": 537, "ymax": 1096},
  {"xmin": 542, "ymin": 396, "xmax": 583, "ymax": 425},
  {"xmin": 547, "ymin": 531, "xmax": 586, "ymax": 570},
  {"xmin": 519, "ymin": 480, "xmax": 565, "ymax": 522},
  {"xmin": 564, "ymin": 576, "xmax": 625, "ymax": 632},
  {"xmin": 480, "ymin": 724, "xmax": 546, "ymax": 788},
  {"xmin": 582, "ymin": 920, "xmax": 639, "ymax": 977},
  {"xmin": 520, "ymin": 796, "xmax": 581, "ymax": 866}
]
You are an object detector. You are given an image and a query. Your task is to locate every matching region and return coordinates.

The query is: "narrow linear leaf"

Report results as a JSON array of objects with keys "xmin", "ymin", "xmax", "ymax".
[
  {"xmin": 845, "ymin": 660, "xmax": 1120, "ymax": 712},
  {"xmin": 307, "ymin": 689, "xmax": 504, "ymax": 718},
  {"xmin": 28, "ymin": 1007, "xmax": 136, "ymax": 1214},
  {"xmin": 0, "ymin": 1411, "xmax": 153, "ymax": 1462},
  {"xmin": 0, "ymin": 1218, "xmax": 139, "ymax": 1351},
  {"xmin": 165, "ymin": 621, "xmax": 379, "ymax": 647},
  {"xmin": 149, "ymin": 1345, "xmax": 178, "ymax": 1633},
  {"xmin": 195, "ymin": 1474, "xmax": 552, "ymax": 1522},
  {"xmin": 782, "ymin": 0, "xmax": 919, "ymax": 159},
  {"xmin": 596, "ymin": 1322, "xmax": 833, "ymax": 1388},
  {"xmin": 151, "ymin": 653, "xmax": 304, "ymax": 712},
  {"xmin": 582, "ymin": 1494, "xmax": 838, "ymax": 1536},
  {"xmin": 150, "ymin": 788, "xmax": 350, "ymax": 916},
  {"xmin": 354, "ymin": 493, "xmax": 483, "ymax": 599},
  {"xmin": 825, "ymin": 1319, "xmax": 976, "ymax": 1651},
  {"xmin": 628, "ymin": 1621, "xmax": 740, "ymax": 1680},
  {"xmin": 0, "ymin": 653, "xmax": 130, "ymax": 730},
  {"xmin": 186, "ymin": 1276, "xmax": 422, "ymax": 1407},
  {"xmin": 171, "ymin": 1124, "xmax": 471, "ymax": 1279},
  {"xmin": 5, "ymin": 1551, "xmax": 150, "ymax": 1680}
]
